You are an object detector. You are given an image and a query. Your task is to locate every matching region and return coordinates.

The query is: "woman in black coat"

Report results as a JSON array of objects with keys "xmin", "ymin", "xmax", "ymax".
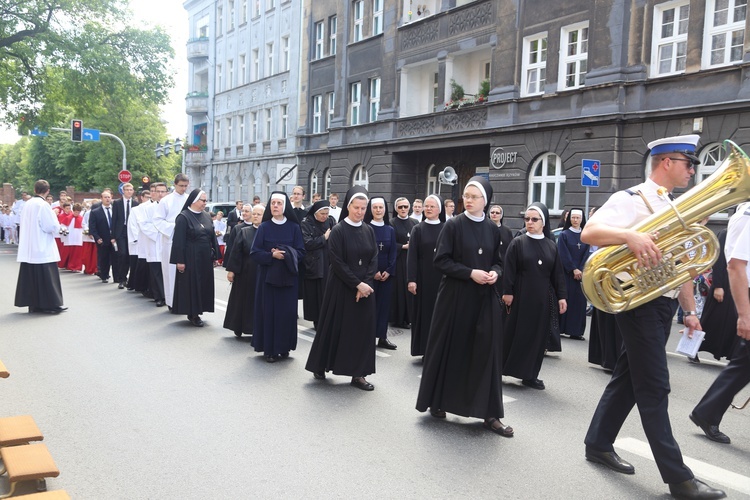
[{"xmin": 301, "ymin": 200, "xmax": 336, "ymax": 330}]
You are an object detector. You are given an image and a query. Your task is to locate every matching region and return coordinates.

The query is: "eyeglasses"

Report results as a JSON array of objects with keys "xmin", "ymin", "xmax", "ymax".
[
  {"xmin": 524, "ymin": 217, "xmax": 541, "ymax": 222},
  {"xmin": 397, "ymin": 205, "xmax": 409, "ymax": 209},
  {"xmin": 490, "ymin": 211, "xmax": 501, "ymax": 215},
  {"xmin": 668, "ymin": 158, "xmax": 696, "ymax": 169},
  {"xmin": 198, "ymin": 198, "xmax": 208, "ymax": 202},
  {"xmin": 462, "ymin": 194, "xmax": 483, "ymax": 201}
]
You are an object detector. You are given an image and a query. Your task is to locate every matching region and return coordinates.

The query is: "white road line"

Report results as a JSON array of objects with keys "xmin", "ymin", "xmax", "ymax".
[
  {"xmin": 665, "ymin": 351, "xmax": 728, "ymax": 368},
  {"xmin": 296, "ymin": 326, "xmax": 391, "ymax": 357},
  {"xmin": 215, "ymin": 298, "xmax": 228, "ymax": 306},
  {"xmin": 615, "ymin": 437, "xmax": 750, "ymax": 495}
]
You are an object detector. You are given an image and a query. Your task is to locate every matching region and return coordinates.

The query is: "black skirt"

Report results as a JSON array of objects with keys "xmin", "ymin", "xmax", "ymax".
[{"xmin": 15, "ymin": 262, "xmax": 64, "ymax": 309}]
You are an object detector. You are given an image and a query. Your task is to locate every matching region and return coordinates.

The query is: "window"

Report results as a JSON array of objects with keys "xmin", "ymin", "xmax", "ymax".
[
  {"xmin": 254, "ymin": 0, "xmax": 260, "ymax": 17},
  {"xmin": 226, "ymin": 118, "xmax": 233, "ymax": 147},
  {"xmin": 310, "ymin": 171, "xmax": 319, "ymax": 197},
  {"xmin": 704, "ymin": 0, "xmax": 747, "ymax": 68},
  {"xmin": 324, "ymin": 168, "xmax": 332, "ymax": 197},
  {"xmin": 239, "ymin": 115, "xmax": 245, "ymax": 144},
  {"xmin": 529, "ymin": 153, "xmax": 566, "ymax": 213},
  {"xmin": 228, "ymin": 59, "xmax": 234, "ymax": 89},
  {"xmin": 282, "ymin": 36, "xmax": 290, "ymax": 71},
  {"xmin": 251, "ymin": 112, "xmax": 258, "ymax": 142},
  {"xmin": 697, "ymin": 143, "xmax": 731, "ymax": 219},
  {"xmin": 266, "ymin": 42, "xmax": 274, "ymax": 76},
  {"xmin": 373, "ymin": 0, "xmax": 384, "ymax": 35},
  {"xmin": 329, "ymin": 16, "xmax": 338, "ymax": 55},
  {"xmin": 426, "ymin": 164, "xmax": 437, "ymax": 196},
  {"xmin": 350, "ymin": 82, "xmax": 361, "ymax": 125},
  {"xmin": 217, "ymin": 64, "xmax": 223, "ymax": 91},
  {"xmin": 215, "ymin": 120, "xmax": 221, "ymax": 148},
  {"xmin": 352, "ymin": 164, "xmax": 368, "ymax": 189},
  {"xmin": 353, "ymin": 1, "xmax": 364, "ymax": 42},
  {"xmin": 198, "ymin": 15, "xmax": 209, "ymax": 38},
  {"xmin": 217, "ymin": 6, "xmax": 224, "ymax": 36},
  {"xmin": 522, "ymin": 34, "xmax": 547, "ymax": 96},
  {"xmin": 240, "ymin": 54, "xmax": 247, "ymax": 85},
  {"xmin": 252, "ymin": 49, "xmax": 260, "ymax": 80},
  {"xmin": 312, "ymin": 95, "xmax": 322, "ymax": 133},
  {"xmin": 327, "ymin": 92, "xmax": 335, "ymax": 130},
  {"xmin": 314, "ymin": 22, "xmax": 325, "ymax": 59},
  {"xmin": 280, "ymin": 104, "xmax": 288, "ymax": 139},
  {"xmin": 559, "ymin": 23, "xmax": 588, "ymax": 90},
  {"xmin": 241, "ymin": 0, "xmax": 248, "ymax": 23},
  {"xmin": 369, "ymin": 78, "xmax": 380, "ymax": 122},
  {"xmin": 652, "ymin": 1, "xmax": 690, "ymax": 76},
  {"xmin": 433, "ymin": 72, "xmax": 440, "ymax": 112},
  {"xmin": 228, "ymin": 0, "xmax": 235, "ymax": 30},
  {"xmin": 265, "ymin": 108, "xmax": 272, "ymax": 140},
  {"xmin": 268, "ymin": 0, "xmax": 276, "ymax": 9}
]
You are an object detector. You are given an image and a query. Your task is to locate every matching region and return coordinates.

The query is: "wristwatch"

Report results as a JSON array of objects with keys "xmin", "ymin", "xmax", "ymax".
[{"xmin": 683, "ymin": 310, "xmax": 697, "ymax": 317}]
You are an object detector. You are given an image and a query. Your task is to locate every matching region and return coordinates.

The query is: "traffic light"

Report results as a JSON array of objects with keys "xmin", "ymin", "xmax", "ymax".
[
  {"xmin": 141, "ymin": 176, "xmax": 151, "ymax": 191},
  {"xmin": 71, "ymin": 119, "xmax": 83, "ymax": 142}
]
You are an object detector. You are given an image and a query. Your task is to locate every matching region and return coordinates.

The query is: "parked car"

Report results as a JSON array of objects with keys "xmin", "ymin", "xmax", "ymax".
[{"xmin": 205, "ymin": 202, "xmax": 235, "ymax": 216}]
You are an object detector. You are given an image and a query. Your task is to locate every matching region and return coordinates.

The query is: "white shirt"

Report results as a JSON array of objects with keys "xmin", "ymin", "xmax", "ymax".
[
  {"xmin": 328, "ymin": 205, "xmax": 342, "ymax": 222},
  {"xmin": 153, "ymin": 191, "xmax": 188, "ymax": 240},
  {"xmin": 214, "ymin": 219, "xmax": 227, "ymax": 245},
  {"xmin": 589, "ymin": 178, "xmax": 670, "ymax": 228},
  {"xmin": 17, "ymin": 196, "xmax": 60, "ymax": 264},
  {"xmin": 139, "ymin": 201, "xmax": 162, "ymax": 262},
  {"xmin": 409, "ymin": 213, "xmax": 422, "ymax": 221},
  {"xmin": 725, "ymin": 201, "xmax": 750, "ymax": 283}
]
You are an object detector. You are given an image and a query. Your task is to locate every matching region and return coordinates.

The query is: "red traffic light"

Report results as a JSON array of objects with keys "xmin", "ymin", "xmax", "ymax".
[
  {"xmin": 141, "ymin": 176, "xmax": 150, "ymax": 184},
  {"xmin": 71, "ymin": 119, "xmax": 83, "ymax": 142}
]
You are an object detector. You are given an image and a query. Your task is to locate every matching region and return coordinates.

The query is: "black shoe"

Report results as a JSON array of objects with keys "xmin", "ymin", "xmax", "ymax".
[
  {"xmin": 377, "ymin": 338, "xmax": 397, "ymax": 350},
  {"xmin": 669, "ymin": 478, "xmax": 726, "ymax": 499},
  {"xmin": 689, "ymin": 413, "xmax": 730, "ymax": 444},
  {"xmin": 101, "ymin": 278, "xmax": 108, "ymax": 283},
  {"xmin": 265, "ymin": 355, "xmax": 276, "ymax": 363},
  {"xmin": 313, "ymin": 371, "xmax": 326, "ymax": 380},
  {"xmin": 585, "ymin": 447, "xmax": 635, "ymax": 475},
  {"xmin": 38, "ymin": 308, "xmax": 63, "ymax": 315},
  {"xmin": 568, "ymin": 335, "xmax": 585, "ymax": 341},
  {"xmin": 522, "ymin": 379, "xmax": 545, "ymax": 390},
  {"xmin": 688, "ymin": 355, "xmax": 700, "ymax": 364},
  {"xmin": 234, "ymin": 331, "xmax": 243, "ymax": 338},
  {"xmin": 350, "ymin": 377, "xmax": 374, "ymax": 391},
  {"xmin": 430, "ymin": 408, "xmax": 446, "ymax": 418},
  {"xmin": 155, "ymin": 300, "xmax": 166, "ymax": 307},
  {"xmin": 118, "ymin": 282, "xmax": 125, "ymax": 289},
  {"xmin": 188, "ymin": 316, "xmax": 204, "ymax": 327}
]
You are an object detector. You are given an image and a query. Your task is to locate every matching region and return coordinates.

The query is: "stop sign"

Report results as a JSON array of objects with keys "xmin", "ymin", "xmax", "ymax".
[{"xmin": 118, "ymin": 170, "xmax": 132, "ymax": 183}]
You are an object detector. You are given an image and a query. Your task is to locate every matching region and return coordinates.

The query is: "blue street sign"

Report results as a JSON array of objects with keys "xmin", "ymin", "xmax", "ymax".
[
  {"xmin": 83, "ymin": 128, "xmax": 100, "ymax": 142},
  {"xmin": 30, "ymin": 127, "xmax": 48, "ymax": 137},
  {"xmin": 118, "ymin": 182, "xmax": 125, "ymax": 195},
  {"xmin": 581, "ymin": 159, "xmax": 601, "ymax": 188}
]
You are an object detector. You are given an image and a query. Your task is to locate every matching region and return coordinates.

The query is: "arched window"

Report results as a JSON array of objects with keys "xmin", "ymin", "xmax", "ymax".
[
  {"xmin": 246, "ymin": 174, "xmax": 255, "ymax": 202},
  {"xmin": 426, "ymin": 164, "xmax": 437, "ymax": 196},
  {"xmin": 324, "ymin": 168, "xmax": 332, "ymax": 197},
  {"xmin": 698, "ymin": 142, "xmax": 730, "ymax": 219},
  {"xmin": 352, "ymin": 164, "xmax": 368, "ymax": 189},
  {"xmin": 261, "ymin": 172, "xmax": 270, "ymax": 201},
  {"xmin": 212, "ymin": 177, "xmax": 219, "ymax": 202},
  {"xmin": 528, "ymin": 153, "xmax": 566, "ymax": 213},
  {"xmin": 310, "ymin": 171, "xmax": 319, "ymax": 198}
]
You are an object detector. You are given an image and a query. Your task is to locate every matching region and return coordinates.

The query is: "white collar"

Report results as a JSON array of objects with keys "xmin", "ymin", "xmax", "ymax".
[
  {"xmin": 370, "ymin": 220, "xmax": 384, "ymax": 226},
  {"xmin": 526, "ymin": 232, "xmax": 545, "ymax": 240},
  {"xmin": 344, "ymin": 217, "xmax": 362, "ymax": 227},
  {"xmin": 424, "ymin": 218, "xmax": 440, "ymax": 225},
  {"xmin": 569, "ymin": 227, "xmax": 582, "ymax": 233},
  {"xmin": 271, "ymin": 216, "xmax": 287, "ymax": 225},
  {"xmin": 464, "ymin": 211, "xmax": 485, "ymax": 222},
  {"xmin": 188, "ymin": 207, "xmax": 201, "ymax": 214},
  {"xmin": 397, "ymin": 215, "xmax": 409, "ymax": 220}
]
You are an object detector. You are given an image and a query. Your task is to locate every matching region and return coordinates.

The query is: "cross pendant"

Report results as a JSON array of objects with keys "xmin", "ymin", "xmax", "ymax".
[
  {"xmin": 379, "ymin": 242, "xmax": 384, "ymax": 251},
  {"xmin": 577, "ymin": 242, "xmax": 581, "ymax": 249}
]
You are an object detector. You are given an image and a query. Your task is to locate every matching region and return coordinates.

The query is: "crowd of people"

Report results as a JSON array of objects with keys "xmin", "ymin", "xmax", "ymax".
[{"xmin": 9, "ymin": 134, "xmax": 750, "ymax": 499}]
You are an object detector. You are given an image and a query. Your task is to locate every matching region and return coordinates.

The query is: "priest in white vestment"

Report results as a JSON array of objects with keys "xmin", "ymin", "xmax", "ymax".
[{"xmin": 153, "ymin": 174, "xmax": 190, "ymax": 308}]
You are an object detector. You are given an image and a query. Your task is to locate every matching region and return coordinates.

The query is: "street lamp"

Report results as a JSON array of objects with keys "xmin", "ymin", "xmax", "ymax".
[
  {"xmin": 154, "ymin": 138, "xmax": 182, "ymax": 158},
  {"xmin": 154, "ymin": 143, "xmax": 163, "ymax": 158}
]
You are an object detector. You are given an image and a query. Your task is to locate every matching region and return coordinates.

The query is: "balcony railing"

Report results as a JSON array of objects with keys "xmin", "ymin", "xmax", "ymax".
[
  {"xmin": 185, "ymin": 149, "xmax": 208, "ymax": 166},
  {"xmin": 187, "ymin": 37, "xmax": 209, "ymax": 61},
  {"xmin": 186, "ymin": 92, "xmax": 208, "ymax": 115}
]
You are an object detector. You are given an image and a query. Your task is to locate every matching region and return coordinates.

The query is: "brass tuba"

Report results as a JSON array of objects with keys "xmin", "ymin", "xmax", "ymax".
[{"xmin": 582, "ymin": 140, "xmax": 750, "ymax": 314}]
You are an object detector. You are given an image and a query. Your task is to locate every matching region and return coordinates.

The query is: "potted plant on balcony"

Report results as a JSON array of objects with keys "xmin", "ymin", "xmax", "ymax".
[{"xmin": 444, "ymin": 80, "xmax": 465, "ymax": 110}]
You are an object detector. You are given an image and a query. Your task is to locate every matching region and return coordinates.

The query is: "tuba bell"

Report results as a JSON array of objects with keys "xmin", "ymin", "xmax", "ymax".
[{"xmin": 582, "ymin": 140, "xmax": 750, "ymax": 314}]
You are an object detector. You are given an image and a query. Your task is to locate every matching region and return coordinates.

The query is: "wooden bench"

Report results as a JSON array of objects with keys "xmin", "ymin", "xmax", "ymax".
[
  {"xmin": 0, "ymin": 416, "xmax": 44, "ymax": 448},
  {"xmin": 0, "ymin": 359, "xmax": 8, "ymax": 379},
  {"xmin": 0, "ymin": 444, "xmax": 59, "ymax": 498},
  {"xmin": 11, "ymin": 491, "xmax": 69, "ymax": 499}
]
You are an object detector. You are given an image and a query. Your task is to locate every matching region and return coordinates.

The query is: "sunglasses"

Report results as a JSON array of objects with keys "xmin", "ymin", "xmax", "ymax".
[
  {"xmin": 490, "ymin": 211, "xmax": 501, "ymax": 215},
  {"xmin": 524, "ymin": 217, "xmax": 541, "ymax": 222},
  {"xmin": 397, "ymin": 205, "xmax": 409, "ymax": 209}
]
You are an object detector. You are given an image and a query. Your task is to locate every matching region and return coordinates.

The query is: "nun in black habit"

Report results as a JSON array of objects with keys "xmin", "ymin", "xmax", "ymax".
[
  {"xmin": 390, "ymin": 197, "xmax": 418, "ymax": 328},
  {"xmin": 301, "ymin": 200, "xmax": 336, "ymax": 329},
  {"xmin": 407, "ymin": 194, "xmax": 445, "ymax": 357},
  {"xmin": 305, "ymin": 186, "xmax": 379, "ymax": 391},
  {"xmin": 223, "ymin": 205, "xmax": 261, "ymax": 337},
  {"xmin": 365, "ymin": 196, "xmax": 398, "ymax": 349},
  {"xmin": 170, "ymin": 189, "xmax": 220, "ymax": 327},
  {"xmin": 416, "ymin": 177, "xmax": 512, "ymax": 437},
  {"xmin": 250, "ymin": 192, "xmax": 305, "ymax": 362},
  {"xmin": 557, "ymin": 208, "xmax": 590, "ymax": 340},
  {"xmin": 502, "ymin": 202, "xmax": 567, "ymax": 390}
]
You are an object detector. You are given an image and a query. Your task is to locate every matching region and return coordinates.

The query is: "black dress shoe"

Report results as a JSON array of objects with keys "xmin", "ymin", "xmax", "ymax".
[
  {"xmin": 118, "ymin": 282, "xmax": 125, "ymax": 289},
  {"xmin": 155, "ymin": 300, "xmax": 166, "ymax": 307},
  {"xmin": 188, "ymin": 316, "xmax": 204, "ymax": 327},
  {"xmin": 38, "ymin": 308, "xmax": 63, "ymax": 315},
  {"xmin": 522, "ymin": 378, "xmax": 545, "ymax": 390},
  {"xmin": 350, "ymin": 377, "xmax": 374, "ymax": 391},
  {"xmin": 689, "ymin": 413, "xmax": 730, "ymax": 444},
  {"xmin": 669, "ymin": 478, "xmax": 726, "ymax": 499},
  {"xmin": 265, "ymin": 355, "xmax": 276, "ymax": 363},
  {"xmin": 101, "ymin": 278, "xmax": 108, "ymax": 283},
  {"xmin": 430, "ymin": 408, "xmax": 446, "ymax": 418},
  {"xmin": 569, "ymin": 335, "xmax": 585, "ymax": 341},
  {"xmin": 585, "ymin": 448, "xmax": 635, "ymax": 474},
  {"xmin": 377, "ymin": 338, "xmax": 397, "ymax": 350},
  {"xmin": 313, "ymin": 371, "xmax": 326, "ymax": 380}
]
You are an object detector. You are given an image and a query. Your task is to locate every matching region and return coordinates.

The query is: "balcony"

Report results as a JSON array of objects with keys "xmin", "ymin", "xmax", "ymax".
[
  {"xmin": 184, "ymin": 147, "xmax": 208, "ymax": 167},
  {"xmin": 187, "ymin": 37, "xmax": 209, "ymax": 61},
  {"xmin": 185, "ymin": 92, "xmax": 209, "ymax": 115}
]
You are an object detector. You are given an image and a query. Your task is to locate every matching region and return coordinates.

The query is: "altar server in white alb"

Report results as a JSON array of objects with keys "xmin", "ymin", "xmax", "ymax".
[
  {"xmin": 14, "ymin": 179, "xmax": 68, "ymax": 314},
  {"xmin": 153, "ymin": 173, "xmax": 189, "ymax": 308}
]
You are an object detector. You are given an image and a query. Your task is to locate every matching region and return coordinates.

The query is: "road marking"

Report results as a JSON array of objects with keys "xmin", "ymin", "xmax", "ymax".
[
  {"xmin": 615, "ymin": 437, "xmax": 750, "ymax": 495},
  {"xmin": 297, "ymin": 326, "xmax": 391, "ymax": 357},
  {"xmin": 665, "ymin": 351, "xmax": 728, "ymax": 368}
]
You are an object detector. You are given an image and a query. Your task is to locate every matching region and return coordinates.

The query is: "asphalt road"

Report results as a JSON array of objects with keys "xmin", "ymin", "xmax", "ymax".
[{"xmin": 0, "ymin": 242, "xmax": 748, "ymax": 499}]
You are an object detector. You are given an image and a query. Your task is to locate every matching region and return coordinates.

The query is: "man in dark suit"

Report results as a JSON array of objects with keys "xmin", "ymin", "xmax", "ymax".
[
  {"xmin": 89, "ymin": 189, "xmax": 116, "ymax": 283},
  {"xmin": 226, "ymin": 200, "xmax": 243, "ymax": 233},
  {"xmin": 111, "ymin": 183, "xmax": 139, "ymax": 289}
]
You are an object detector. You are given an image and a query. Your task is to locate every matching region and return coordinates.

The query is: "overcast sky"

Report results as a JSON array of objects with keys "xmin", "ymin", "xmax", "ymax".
[{"xmin": 0, "ymin": 0, "xmax": 189, "ymax": 145}]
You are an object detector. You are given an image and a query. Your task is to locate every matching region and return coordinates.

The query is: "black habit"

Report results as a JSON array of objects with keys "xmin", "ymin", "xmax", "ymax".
[
  {"xmin": 305, "ymin": 219, "xmax": 379, "ymax": 377},
  {"xmin": 502, "ymin": 234, "xmax": 566, "ymax": 381},
  {"xmin": 170, "ymin": 209, "xmax": 220, "ymax": 317},
  {"xmin": 416, "ymin": 214, "xmax": 505, "ymax": 419},
  {"xmin": 407, "ymin": 220, "xmax": 444, "ymax": 356},
  {"xmin": 557, "ymin": 228, "xmax": 590, "ymax": 337},
  {"xmin": 223, "ymin": 224, "xmax": 259, "ymax": 336},
  {"xmin": 301, "ymin": 212, "xmax": 336, "ymax": 325},
  {"xmin": 390, "ymin": 216, "xmax": 418, "ymax": 327}
]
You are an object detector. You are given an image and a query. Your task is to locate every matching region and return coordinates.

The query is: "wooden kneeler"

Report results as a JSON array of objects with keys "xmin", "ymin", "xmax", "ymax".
[
  {"xmin": 0, "ymin": 416, "xmax": 44, "ymax": 448},
  {"xmin": 0, "ymin": 444, "xmax": 60, "ymax": 498}
]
